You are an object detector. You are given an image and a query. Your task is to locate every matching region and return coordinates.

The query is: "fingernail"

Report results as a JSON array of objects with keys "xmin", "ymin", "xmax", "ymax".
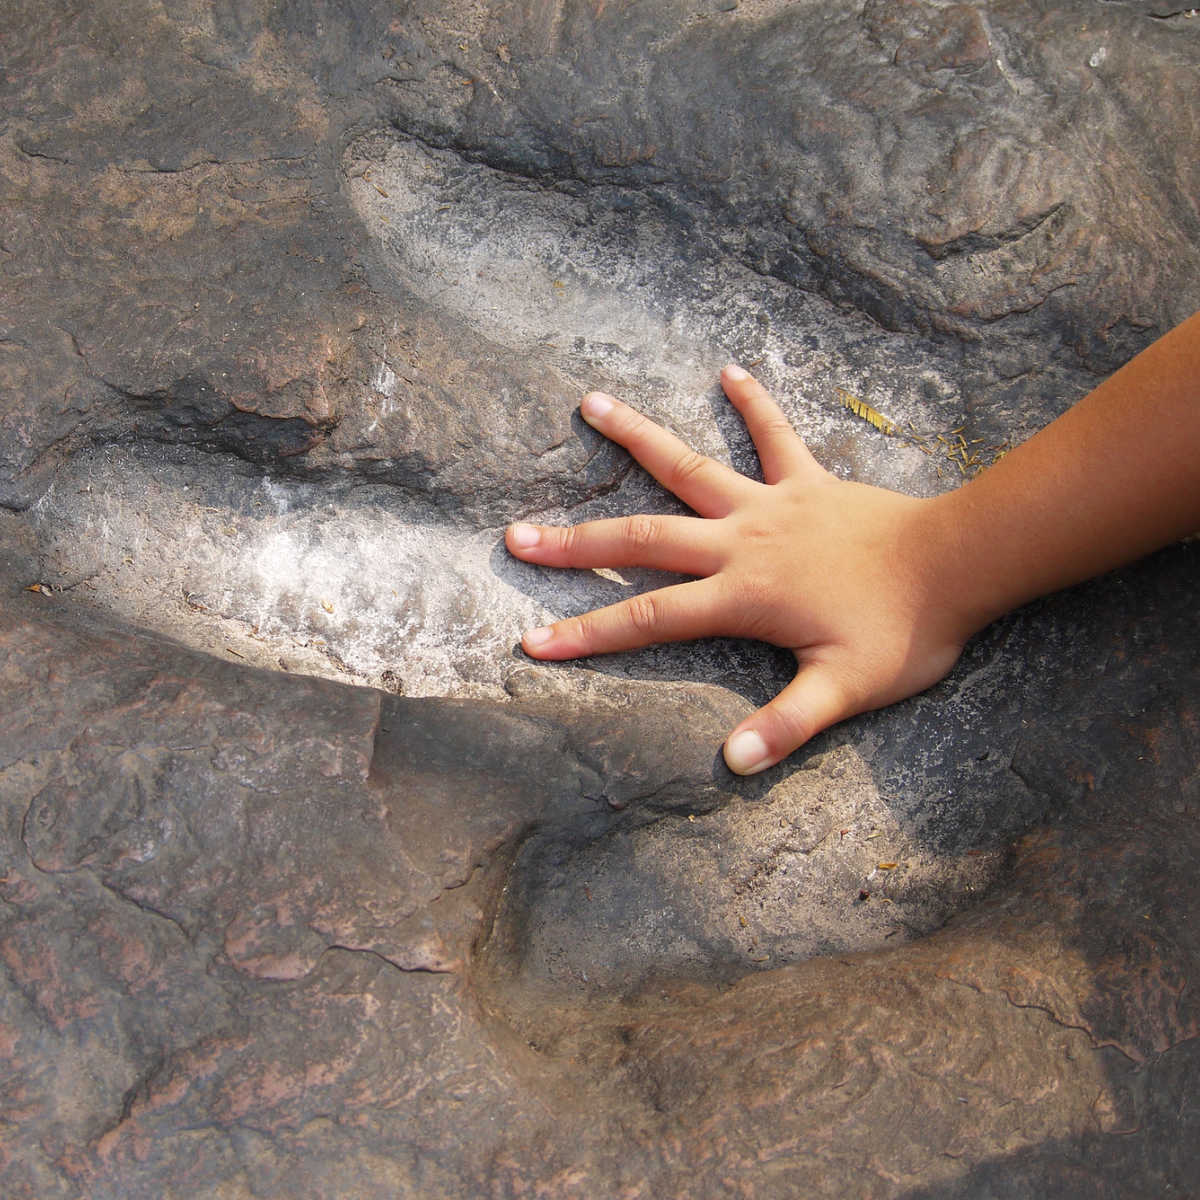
[
  {"xmin": 581, "ymin": 392, "xmax": 614, "ymax": 421},
  {"xmin": 723, "ymin": 363, "xmax": 749, "ymax": 382},
  {"xmin": 523, "ymin": 626, "xmax": 554, "ymax": 648},
  {"xmin": 724, "ymin": 729, "xmax": 771, "ymax": 775},
  {"xmin": 509, "ymin": 523, "xmax": 541, "ymax": 549}
]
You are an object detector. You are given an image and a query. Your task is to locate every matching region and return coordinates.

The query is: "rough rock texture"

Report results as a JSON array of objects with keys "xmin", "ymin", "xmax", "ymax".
[{"xmin": 1, "ymin": 0, "xmax": 1198, "ymax": 1195}]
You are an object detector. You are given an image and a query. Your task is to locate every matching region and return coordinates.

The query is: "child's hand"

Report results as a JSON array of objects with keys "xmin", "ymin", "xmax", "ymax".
[{"xmin": 506, "ymin": 365, "xmax": 975, "ymax": 774}]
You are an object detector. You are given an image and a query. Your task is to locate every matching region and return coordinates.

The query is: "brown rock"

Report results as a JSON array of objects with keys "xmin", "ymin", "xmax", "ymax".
[{"xmin": 2, "ymin": 0, "xmax": 1198, "ymax": 1194}]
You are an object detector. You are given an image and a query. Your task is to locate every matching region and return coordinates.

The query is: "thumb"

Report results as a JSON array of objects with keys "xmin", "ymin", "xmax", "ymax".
[{"xmin": 723, "ymin": 665, "xmax": 850, "ymax": 776}]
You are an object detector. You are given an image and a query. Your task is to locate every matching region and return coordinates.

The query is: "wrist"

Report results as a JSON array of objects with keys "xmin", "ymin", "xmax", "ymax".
[{"xmin": 917, "ymin": 487, "xmax": 1017, "ymax": 639}]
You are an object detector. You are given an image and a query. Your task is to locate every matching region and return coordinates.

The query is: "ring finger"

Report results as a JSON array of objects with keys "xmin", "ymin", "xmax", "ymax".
[{"xmin": 522, "ymin": 577, "xmax": 727, "ymax": 659}]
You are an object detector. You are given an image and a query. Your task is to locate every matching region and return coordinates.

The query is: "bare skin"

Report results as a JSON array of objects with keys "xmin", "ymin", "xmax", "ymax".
[{"xmin": 506, "ymin": 310, "xmax": 1200, "ymax": 775}]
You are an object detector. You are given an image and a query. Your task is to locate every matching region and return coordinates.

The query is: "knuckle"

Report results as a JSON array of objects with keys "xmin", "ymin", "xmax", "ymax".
[
  {"xmin": 669, "ymin": 450, "xmax": 708, "ymax": 490},
  {"xmin": 774, "ymin": 671, "xmax": 853, "ymax": 749},
  {"xmin": 623, "ymin": 410, "xmax": 651, "ymax": 439},
  {"xmin": 623, "ymin": 514, "xmax": 660, "ymax": 552},
  {"xmin": 760, "ymin": 416, "xmax": 795, "ymax": 440},
  {"xmin": 625, "ymin": 592, "xmax": 661, "ymax": 635},
  {"xmin": 559, "ymin": 524, "xmax": 582, "ymax": 557},
  {"xmin": 570, "ymin": 612, "xmax": 596, "ymax": 646},
  {"xmin": 769, "ymin": 698, "xmax": 818, "ymax": 749},
  {"xmin": 721, "ymin": 573, "xmax": 774, "ymax": 636}
]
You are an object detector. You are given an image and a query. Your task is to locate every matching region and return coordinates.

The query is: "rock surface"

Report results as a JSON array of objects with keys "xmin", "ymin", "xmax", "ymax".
[{"xmin": 1, "ymin": 0, "xmax": 1198, "ymax": 1195}]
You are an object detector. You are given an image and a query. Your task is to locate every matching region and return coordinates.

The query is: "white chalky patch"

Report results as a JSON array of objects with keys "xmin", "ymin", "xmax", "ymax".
[
  {"xmin": 347, "ymin": 131, "xmax": 967, "ymax": 496},
  {"xmin": 29, "ymin": 446, "xmax": 717, "ymax": 698}
]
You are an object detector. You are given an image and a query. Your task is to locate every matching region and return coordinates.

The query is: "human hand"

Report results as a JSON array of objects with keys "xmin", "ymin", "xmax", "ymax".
[{"xmin": 506, "ymin": 365, "xmax": 978, "ymax": 774}]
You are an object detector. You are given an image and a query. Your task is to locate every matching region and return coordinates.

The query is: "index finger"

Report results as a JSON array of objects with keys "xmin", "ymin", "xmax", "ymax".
[{"xmin": 581, "ymin": 392, "xmax": 755, "ymax": 518}]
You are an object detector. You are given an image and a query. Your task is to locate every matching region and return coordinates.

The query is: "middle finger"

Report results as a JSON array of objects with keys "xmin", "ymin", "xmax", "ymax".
[{"xmin": 506, "ymin": 514, "xmax": 724, "ymax": 576}]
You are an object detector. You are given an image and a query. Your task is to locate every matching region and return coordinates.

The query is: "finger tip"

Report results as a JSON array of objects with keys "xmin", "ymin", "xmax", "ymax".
[
  {"xmin": 506, "ymin": 522, "xmax": 541, "ymax": 552},
  {"xmin": 721, "ymin": 362, "xmax": 750, "ymax": 384},
  {"xmin": 723, "ymin": 728, "xmax": 773, "ymax": 775},
  {"xmin": 520, "ymin": 626, "xmax": 555, "ymax": 656},
  {"xmin": 580, "ymin": 392, "xmax": 615, "ymax": 421}
]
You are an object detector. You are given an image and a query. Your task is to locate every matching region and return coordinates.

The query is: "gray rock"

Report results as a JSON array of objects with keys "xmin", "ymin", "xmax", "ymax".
[{"xmin": 2, "ymin": 0, "xmax": 1199, "ymax": 1195}]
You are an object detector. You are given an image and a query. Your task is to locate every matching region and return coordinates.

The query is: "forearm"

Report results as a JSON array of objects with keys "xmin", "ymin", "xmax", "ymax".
[{"xmin": 929, "ymin": 310, "xmax": 1200, "ymax": 632}]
